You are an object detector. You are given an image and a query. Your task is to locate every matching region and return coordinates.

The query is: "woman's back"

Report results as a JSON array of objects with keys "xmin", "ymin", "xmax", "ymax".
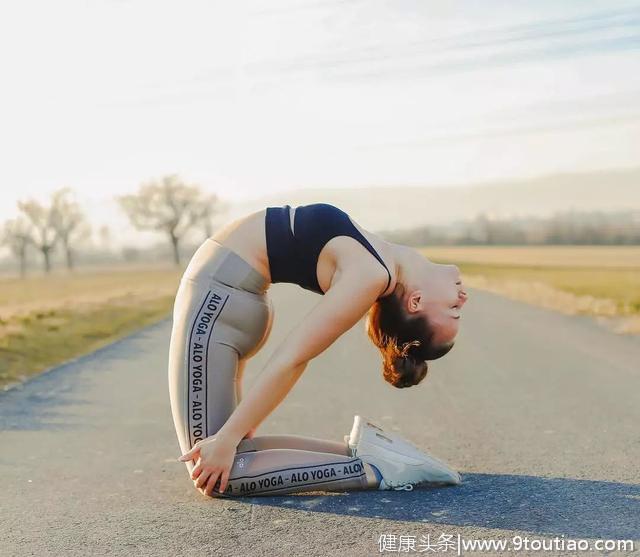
[{"xmin": 210, "ymin": 208, "xmax": 271, "ymax": 283}]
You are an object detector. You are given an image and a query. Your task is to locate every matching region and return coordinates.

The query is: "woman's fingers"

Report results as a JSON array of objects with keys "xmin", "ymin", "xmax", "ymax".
[
  {"xmin": 190, "ymin": 463, "xmax": 203, "ymax": 480},
  {"xmin": 178, "ymin": 445, "xmax": 201, "ymax": 462},
  {"xmin": 204, "ymin": 470, "xmax": 221, "ymax": 497},
  {"xmin": 195, "ymin": 469, "xmax": 211, "ymax": 489},
  {"xmin": 218, "ymin": 469, "xmax": 230, "ymax": 494}
]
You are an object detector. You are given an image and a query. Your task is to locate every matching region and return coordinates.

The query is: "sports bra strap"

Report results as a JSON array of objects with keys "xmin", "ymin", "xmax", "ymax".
[{"xmin": 346, "ymin": 225, "xmax": 392, "ymax": 295}]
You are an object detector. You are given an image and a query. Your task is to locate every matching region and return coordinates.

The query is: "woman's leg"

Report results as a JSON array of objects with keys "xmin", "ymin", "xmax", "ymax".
[
  {"xmin": 218, "ymin": 447, "xmax": 372, "ymax": 497},
  {"xmin": 168, "ymin": 278, "xmax": 241, "ymax": 476}
]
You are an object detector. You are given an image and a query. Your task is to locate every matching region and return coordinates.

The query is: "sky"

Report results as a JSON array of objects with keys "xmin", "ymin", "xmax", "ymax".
[{"xmin": 1, "ymin": 0, "xmax": 639, "ymax": 235}]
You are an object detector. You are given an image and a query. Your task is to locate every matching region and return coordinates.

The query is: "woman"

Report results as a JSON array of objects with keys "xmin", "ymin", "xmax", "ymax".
[{"xmin": 169, "ymin": 202, "xmax": 467, "ymax": 497}]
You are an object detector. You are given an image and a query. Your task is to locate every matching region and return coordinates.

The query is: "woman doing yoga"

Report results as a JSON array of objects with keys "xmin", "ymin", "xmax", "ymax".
[{"xmin": 168, "ymin": 203, "xmax": 467, "ymax": 497}]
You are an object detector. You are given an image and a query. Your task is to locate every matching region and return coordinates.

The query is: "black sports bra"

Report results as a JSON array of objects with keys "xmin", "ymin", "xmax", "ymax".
[{"xmin": 265, "ymin": 203, "xmax": 392, "ymax": 296}]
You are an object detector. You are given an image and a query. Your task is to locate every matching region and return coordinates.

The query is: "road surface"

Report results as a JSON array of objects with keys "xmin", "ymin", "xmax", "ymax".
[{"xmin": 1, "ymin": 285, "xmax": 639, "ymax": 556}]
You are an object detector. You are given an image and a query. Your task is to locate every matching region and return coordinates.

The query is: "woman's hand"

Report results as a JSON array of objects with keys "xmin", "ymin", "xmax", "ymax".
[{"xmin": 178, "ymin": 435, "xmax": 238, "ymax": 496}]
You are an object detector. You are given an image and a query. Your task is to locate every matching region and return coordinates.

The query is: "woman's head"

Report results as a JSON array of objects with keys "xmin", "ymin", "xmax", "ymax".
[{"xmin": 366, "ymin": 250, "xmax": 467, "ymax": 388}]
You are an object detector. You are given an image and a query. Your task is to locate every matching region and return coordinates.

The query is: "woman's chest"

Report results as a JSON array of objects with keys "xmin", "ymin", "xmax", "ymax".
[{"xmin": 290, "ymin": 207, "xmax": 388, "ymax": 295}]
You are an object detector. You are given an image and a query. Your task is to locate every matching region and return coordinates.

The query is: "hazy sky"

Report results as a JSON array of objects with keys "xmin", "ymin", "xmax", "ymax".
[{"xmin": 1, "ymin": 0, "xmax": 639, "ymax": 229}]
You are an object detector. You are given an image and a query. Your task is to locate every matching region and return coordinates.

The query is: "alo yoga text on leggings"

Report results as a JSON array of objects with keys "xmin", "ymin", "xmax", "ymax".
[{"xmin": 187, "ymin": 289, "xmax": 229, "ymax": 446}]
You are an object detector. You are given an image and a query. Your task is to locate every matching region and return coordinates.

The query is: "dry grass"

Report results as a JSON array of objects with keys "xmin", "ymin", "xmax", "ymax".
[
  {"xmin": 422, "ymin": 245, "xmax": 640, "ymax": 268},
  {"xmin": 0, "ymin": 266, "xmax": 182, "ymax": 390},
  {"xmin": 0, "ymin": 265, "xmax": 181, "ymax": 319}
]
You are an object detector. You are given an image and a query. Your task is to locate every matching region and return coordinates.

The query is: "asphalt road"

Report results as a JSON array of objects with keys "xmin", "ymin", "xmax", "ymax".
[{"xmin": 1, "ymin": 285, "xmax": 639, "ymax": 556}]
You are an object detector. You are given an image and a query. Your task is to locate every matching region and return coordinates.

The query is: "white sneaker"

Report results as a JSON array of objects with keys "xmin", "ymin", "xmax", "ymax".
[{"xmin": 347, "ymin": 415, "xmax": 462, "ymax": 490}]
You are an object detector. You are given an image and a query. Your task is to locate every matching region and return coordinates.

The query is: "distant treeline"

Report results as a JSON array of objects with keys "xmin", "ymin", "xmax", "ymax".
[
  {"xmin": 379, "ymin": 209, "xmax": 640, "ymax": 246},
  {"xmin": 3, "ymin": 175, "xmax": 640, "ymax": 278},
  {"xmin": 0, "ymin": 174, "xmax": 228, "ymax": 277}
]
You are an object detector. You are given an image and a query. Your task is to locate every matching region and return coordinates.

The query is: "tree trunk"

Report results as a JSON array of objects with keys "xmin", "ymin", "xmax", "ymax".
[
  {"xmin": 42, "ymin": 247, "xmax": 51, "ymax": 273},
  {"xmin": 19, "ymin": 246, "xmax": 27, "ymax": 278},
  {"xmin": 64, "ymin": 240, "xmax": 74, "ymax": 270},
  {"xmin": 170, "ymin": 234, "xmax": 180, "ymax": 265}
]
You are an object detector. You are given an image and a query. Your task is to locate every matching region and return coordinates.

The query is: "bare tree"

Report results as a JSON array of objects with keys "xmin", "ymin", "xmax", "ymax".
[
  {"xmin": 118, "ymin": 174, "xmax": 219, "ymax": 265},
  {"xmin": 1, "ymin": 218, "xmax": 33, "ymax": 277},
  {"xmin": 18, "ymin": 198, "xmax": 58, "ymax": 273},
  {"xmin": 51, "ymin": 188, "xmax": 89, "ymax": 270}
]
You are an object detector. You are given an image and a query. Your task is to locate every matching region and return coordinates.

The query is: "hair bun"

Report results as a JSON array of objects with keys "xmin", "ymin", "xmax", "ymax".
[{"xmin": 386, "ymin": 353, "xmax": 428, "ymax": 388}]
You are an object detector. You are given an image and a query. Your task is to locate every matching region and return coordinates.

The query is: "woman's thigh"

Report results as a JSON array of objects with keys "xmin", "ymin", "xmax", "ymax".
[{"xmin": 168, "ymin": 276, "xmax": 271, "ymax": 470}]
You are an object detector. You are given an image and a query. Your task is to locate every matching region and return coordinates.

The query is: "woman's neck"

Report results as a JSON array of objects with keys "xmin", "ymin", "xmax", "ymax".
[{"xmin": 389, "ymin": 243, "xmax": 427, "ymax": 293}]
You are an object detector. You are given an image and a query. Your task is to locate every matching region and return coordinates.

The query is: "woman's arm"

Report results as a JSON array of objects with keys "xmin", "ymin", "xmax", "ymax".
[
  {"xmin": 218, "ymin": 350, "xmax": 308, "ymax": 445},
  {"xmin": 234, "ymin": 360, "xmax": 256, "ymax": 439},
  {"xmin": 218, "ymin": 264, "xmax": 388, "ymax": 446}
]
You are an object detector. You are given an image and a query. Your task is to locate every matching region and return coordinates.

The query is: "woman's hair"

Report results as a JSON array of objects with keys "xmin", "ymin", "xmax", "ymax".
[{"xmin": 366, "ymin": 282, "xmax": 455, "ymax": 388}]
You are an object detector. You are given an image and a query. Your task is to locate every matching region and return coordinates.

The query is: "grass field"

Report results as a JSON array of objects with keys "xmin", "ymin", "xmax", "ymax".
[
  {"xmin": 1, "ymin": 246, "xmax": 638, "ymax": 391},
  {"xmin": 0, "ymin": 266, "xmax": 182, "ymax": 390}
]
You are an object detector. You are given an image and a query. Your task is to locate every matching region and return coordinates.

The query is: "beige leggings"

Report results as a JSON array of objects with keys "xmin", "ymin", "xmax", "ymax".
[{"xmin": 167, "ymin": 238, "xmax": 373, "ymax": 497}]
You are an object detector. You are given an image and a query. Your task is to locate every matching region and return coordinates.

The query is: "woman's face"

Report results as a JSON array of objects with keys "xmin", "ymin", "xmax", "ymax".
[{"xmin": 406, "ymin": 260, "xmax": 468, "ymax": 345}]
